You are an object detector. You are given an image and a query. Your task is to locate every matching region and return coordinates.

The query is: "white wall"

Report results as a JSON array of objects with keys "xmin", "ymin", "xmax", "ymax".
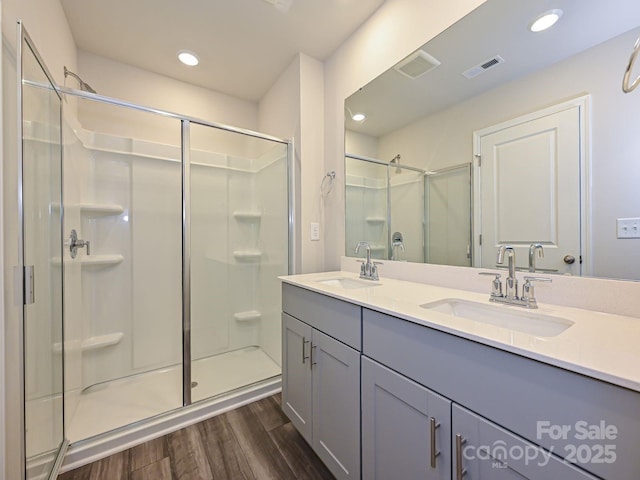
[
  {"xmin": 376, "ymin": 28, "xmax": 640, "ymax": 280},
  {"xmin": 77, "ymin": 51, "xmax": 259, "ymax": 141},
  {"xmin": 323, "ymin": 0, "xmax": 487, "ymax": 270},
  {"xmin": 259, "ymin": 52, "xmax": 325, "ymax": 274}
]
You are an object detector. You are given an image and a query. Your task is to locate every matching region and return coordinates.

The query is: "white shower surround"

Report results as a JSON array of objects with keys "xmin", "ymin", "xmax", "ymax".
[{"xmin": 62, "ymin": 121, "xmax": 288, "ymax": 441}]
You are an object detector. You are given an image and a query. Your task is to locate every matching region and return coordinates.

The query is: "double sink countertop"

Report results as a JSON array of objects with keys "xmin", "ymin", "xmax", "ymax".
[{"xmin": 280, "ymin": 271, "xmax": 640, "ymax": 393}]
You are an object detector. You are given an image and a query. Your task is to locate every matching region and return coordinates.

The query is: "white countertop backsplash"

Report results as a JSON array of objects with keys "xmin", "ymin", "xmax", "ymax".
[
  {"xmin": 281, "ymin": 260, "xmax": 640, "ymax": 393},
  {"xmin": 340, "ymin": 256, "xmax": 640, "ymax": 319}
]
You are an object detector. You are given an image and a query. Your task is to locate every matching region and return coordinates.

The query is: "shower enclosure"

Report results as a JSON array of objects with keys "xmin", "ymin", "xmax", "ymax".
[
  {"xmin": 19, "ymin": 24, "xmax": 291, "ymax": 479},
  {"xmin": 345, "ymin": 154, "xmax": 426, "ymax": 262},
  {"xmin": 345, "ymin": 154, "xmax": 471, "ymax": 266}
]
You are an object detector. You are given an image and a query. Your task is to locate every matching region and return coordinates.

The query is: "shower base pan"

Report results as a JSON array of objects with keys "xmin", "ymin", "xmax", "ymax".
[{"xmin": 67, "ymin": 346, "xmax": 280, "ymax": 443}]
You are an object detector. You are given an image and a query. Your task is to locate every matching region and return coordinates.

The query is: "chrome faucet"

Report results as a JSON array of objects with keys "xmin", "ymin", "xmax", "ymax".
[
  {"xmin": 355, "ymin": 241, "xmax": 380, "ymax": 281},
  {"xmin": 497, "ymin": 245, "xmax": 517, "ymax": 299},
  {"xmin": 528, "ymin": 244, "xmax": 544, "ymax": 272},
  {"xmin": 479, "ymin": 245, "xmax": 552, "ymax": 309}
]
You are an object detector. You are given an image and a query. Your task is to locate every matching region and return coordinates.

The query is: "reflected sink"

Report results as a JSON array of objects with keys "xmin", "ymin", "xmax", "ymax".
[
  {"xmin": 316, "ymin": 277, "xmax": 381, "ymax": 289},
  {"xmin": 420, "ymin": 298, "xmax": 573, "ymax": 337}
]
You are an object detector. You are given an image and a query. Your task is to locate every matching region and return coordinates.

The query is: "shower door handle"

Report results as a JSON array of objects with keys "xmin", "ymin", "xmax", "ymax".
[{"xmin": 68, "ymin": 229, "xmax": 91, "ymax": 258}]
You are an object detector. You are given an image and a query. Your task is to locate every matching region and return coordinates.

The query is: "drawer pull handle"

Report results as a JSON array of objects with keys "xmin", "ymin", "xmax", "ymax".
[
  {"xmin": 430, "ymin": 417, "xmax": 441, "ymax": 468},
  {"xmin": 311, "ymin": 344, "xmax": 317, "ymax": 369},
  {"xmin": 302, "ymin": 336, "xmax": 310, "ymax": 364},
  {"xmin": 456, "ymin": 434, "xmax": 467, "ymax": 480}
]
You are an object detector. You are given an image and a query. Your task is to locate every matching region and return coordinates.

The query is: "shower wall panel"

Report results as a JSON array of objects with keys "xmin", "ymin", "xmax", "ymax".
[
  {"xmin": 255, "ymin": 149, "xmax": 288, "ymax": 365},
  {"xmin": 389, "ymin": 170, "xmax": 424, "ymax": 262}
]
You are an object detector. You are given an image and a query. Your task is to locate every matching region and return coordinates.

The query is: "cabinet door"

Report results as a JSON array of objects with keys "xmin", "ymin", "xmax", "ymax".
[
  {"xmin": 362, "ymin": 357, "xmax": 452, "ymax": 480},
  {"xmin": 282, "ymin": 313, "xmax": 313, "ymax": 442},
  {"xmin": 312, "ymin": 329, "xmax": 361, "ymax": 480},
  {"xmin": 452, "ymin": 404, "xmax": 598, "ymax": 479}
]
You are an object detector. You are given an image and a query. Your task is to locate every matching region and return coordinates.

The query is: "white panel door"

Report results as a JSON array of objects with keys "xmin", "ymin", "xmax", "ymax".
[{"xmin": 476, "ymin": 104, "xmax": 584, "ymax": 275}]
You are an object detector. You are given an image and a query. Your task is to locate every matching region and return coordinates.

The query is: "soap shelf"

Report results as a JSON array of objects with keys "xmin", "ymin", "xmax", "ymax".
[
  {"xmin": 52, "ymin": 254, "xmax": 123, "ymax": 267},
  {"xmin": 365, "ymin": 217, "xmax": 386, "ymax": 224},
  {"xmin": 233, "ymin": 310, "xmax": 262, "ymax": 322},
  {"xmin": 79, "ymin": 203, "xmax": 125, "ymax": 216},
  {"xmin": 81, "ymin": 254, "xmax": 124, "ymax": 267},
  {"xmin": 233, "ymin": 211, "xmax": 262, "ymax": 222},
  {"xmin": 53, "ymin": 332, "xmax": 124, "ymax": 354},
  {"xmin": 233, "ymin": 250, "xmax": 262, "ymax": 262}
]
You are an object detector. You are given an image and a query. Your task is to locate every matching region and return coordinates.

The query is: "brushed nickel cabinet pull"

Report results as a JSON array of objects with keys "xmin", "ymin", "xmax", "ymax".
[
  {"xmin": 302, "ymin": 336, "xmax": 310, "ymax": 364},
  {"xmin": 311, "ymin": 344, "xmax": 317, "ymax": 369},
  {"xmin": 430, "ymin": 417, "xmax": 441, "ymax": 468},
  {"xmin": 456, "ymin": 434, "xmax": 467, "ymax": 480}
]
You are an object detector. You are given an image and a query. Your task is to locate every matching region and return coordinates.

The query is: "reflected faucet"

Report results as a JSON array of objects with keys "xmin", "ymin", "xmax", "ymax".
[
  {"xmin": 497, "ymin": 245, "xmax": 517, "ymax": 299},
  {"xmin": 528, "ymin": 244, "xmax": 544, "ymax": 272}
]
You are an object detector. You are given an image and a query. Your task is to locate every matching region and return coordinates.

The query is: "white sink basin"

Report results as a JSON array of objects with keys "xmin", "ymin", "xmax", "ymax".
[
  {"xmin": 316, "ymin": 277, "xmax": 380, "ymax": 289},
  {"xmin": 420, "ymin": 298, "xmax": 573, "ymax": 337}
]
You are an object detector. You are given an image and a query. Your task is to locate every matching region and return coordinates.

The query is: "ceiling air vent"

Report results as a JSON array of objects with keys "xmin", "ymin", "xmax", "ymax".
[
  {"xmin": 462, "ymin": 55, "xmax": 506, "ymax": 79},
  {"xmin": 393, "ymin": 50, "xmax": 441, "ymax": 79}
]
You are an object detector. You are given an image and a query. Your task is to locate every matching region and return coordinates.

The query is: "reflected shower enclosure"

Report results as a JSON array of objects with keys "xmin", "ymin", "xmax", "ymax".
[
  {"xmin": 345, "ymin": 154, "xmax": 471, "ymax": 266},
  {"xmin": 57, "ymin": 95, "xmax": 290, "ymax": 443}
]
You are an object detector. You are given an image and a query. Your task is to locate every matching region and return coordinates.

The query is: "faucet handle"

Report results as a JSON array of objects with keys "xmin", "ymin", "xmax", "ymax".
[
  {"xmin": 522, "ymin": 276, "xmax": 552, "ymax": 302},
  {"xmin": 479, "ymin": 272, "xmax": 503, "ymax": 298},
  {"xmin": 523, "ymin": 276, "xmax": 552, "ymax": 283}
]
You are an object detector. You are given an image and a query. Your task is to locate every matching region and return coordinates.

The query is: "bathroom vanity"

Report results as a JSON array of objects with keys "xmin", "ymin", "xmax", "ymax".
[{"xmin": 280, "ymin": 272, "xmax": 640, "ymax": 480}]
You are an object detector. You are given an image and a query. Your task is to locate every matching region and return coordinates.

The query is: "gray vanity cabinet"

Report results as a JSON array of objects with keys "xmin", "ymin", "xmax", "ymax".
[
  {"xmin": 452, "ymin": 404, "xmax": 598, "ymax": 479},
  {"xmin": 281, "ymin": 284, "xmax": 361, "ymax": 480},
  {"xmin": 361, "ymin": 357, "xmax": 451, "ymax": 480},
  {"xmin": 282, "ymin": 312, "xmax": 313, "ymax": 441}
]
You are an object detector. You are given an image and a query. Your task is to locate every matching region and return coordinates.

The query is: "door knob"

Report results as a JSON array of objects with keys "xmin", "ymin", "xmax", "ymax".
[{"xmin": 563, "ymin": 254, "xmax": 575, "ymax": 264}]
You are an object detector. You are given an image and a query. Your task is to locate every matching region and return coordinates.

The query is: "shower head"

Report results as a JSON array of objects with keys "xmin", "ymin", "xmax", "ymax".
[
  {"xmin": 390, "ymin": 154, "xmax": 401, "ymax": 173},
  {"xmin": 64, "ymin": 66, "xmax": 97, "ymax": 94}
]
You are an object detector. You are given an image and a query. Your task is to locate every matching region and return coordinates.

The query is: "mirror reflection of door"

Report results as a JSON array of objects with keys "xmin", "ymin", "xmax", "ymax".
[
  {"xmin": 20, "ymin": 26, "xmax": 67, "ymax": 479},
  {"xmin": 474, "ymin": 98, "xmax": 587, "ymax": 275}
]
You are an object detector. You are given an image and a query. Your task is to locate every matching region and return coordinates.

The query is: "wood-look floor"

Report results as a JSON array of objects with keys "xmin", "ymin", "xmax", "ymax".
[{"xmin": 58, "ymin": 394, "xmax": 335, "ymax": 480}]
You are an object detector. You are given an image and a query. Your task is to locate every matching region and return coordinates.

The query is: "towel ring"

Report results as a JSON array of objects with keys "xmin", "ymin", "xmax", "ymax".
[{"xmin": 623, "ymin": 35, "xmax": 640, "ymax": 93}]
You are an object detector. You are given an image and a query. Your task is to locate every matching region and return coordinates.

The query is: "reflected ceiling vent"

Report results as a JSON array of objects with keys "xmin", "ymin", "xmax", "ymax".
[
  {"xmin": 462, "ymin": 55, "xmax": 506, "ymax": 79},
  {"xmin": 393, "ymin": 50, "xmax": 441, "ymax": 79}
]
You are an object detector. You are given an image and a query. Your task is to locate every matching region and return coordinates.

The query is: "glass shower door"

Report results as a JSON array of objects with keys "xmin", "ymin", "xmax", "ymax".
[
  {"xmin": 188, "ymin": 123, "xmax": 288, "ymax": 403},
  {"xmin": 20, "ymin": 27, "xmax": 66, "ymax": 479}
]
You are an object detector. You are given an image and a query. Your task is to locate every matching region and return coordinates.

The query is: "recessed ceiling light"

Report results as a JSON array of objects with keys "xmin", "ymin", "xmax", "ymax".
[
  {"xmin": 352, "ymin": 113, "xmax": 366, "ymax": 122},
  {"xmin": 178, "ymin": 51, "xmax": 199, "ymax": 66},
  {"xmin": 529, "ymin": 9, "xmax": 563, "ymax": 33}
]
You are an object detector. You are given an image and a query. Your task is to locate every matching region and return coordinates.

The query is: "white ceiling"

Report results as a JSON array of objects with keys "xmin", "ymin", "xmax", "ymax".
[{"xmin": 60, "ymin": 0, "xmax": 385, "ymax": 101}]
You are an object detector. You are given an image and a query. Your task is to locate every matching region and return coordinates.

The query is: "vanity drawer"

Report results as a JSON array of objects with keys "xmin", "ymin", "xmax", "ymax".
[
  {"xmin": 363, "ymin": 308, "xmax": 640, "ymax": 479},
  {"xmin": 282, "ymin": 283, "xmax": 361, "ymax": 350}
]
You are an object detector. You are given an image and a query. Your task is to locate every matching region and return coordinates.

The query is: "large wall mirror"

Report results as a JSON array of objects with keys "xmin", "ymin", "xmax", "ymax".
[{"xmin": 344, "ymin": 0, "xmax": 640, "ymax": 281}]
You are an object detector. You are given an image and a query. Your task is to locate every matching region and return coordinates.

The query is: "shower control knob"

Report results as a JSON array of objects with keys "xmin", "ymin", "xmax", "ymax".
[
  {"xmin": 68, "ymin": 229, "xmax": 91, "ymax": 259},
  {"xmin": 563, "ymin": 254, "xmax": 576, "ymax": 264}
]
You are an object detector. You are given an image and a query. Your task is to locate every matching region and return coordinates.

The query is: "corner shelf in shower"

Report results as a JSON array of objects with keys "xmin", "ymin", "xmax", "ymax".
[
  {"xmin": 233, "ymin": 310, "xmax": 262, "ymax": 322},
  {"xmin": 81, "ymin": 254, "xmax": 124, "ymax": 267},
  {"xmin": 51, "ymin": 254, "xmax": 123, "ymax": 267},
  {"xmin": 233, "ymin": 250, "xmax": 262, "ymax": 262},
  {"xmin": 79, "ymin": 203, "xmax": 124, "ymax": 216},
  {"xmin": 52, "ymin": 332, "xmax": 124, "ymax": 354},
  {"xmin": 233, "ymin": 211, "xmax": 262, "ymax": 222}
]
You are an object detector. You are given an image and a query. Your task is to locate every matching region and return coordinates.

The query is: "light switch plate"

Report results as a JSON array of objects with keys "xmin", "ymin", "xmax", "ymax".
[
  {"xmin": 616, "ymin": 217, "xmax": 640, "ymax": 239},
  {"xmin": 310, "ymin": 222, "xmax": 320, "ymax": 241}
]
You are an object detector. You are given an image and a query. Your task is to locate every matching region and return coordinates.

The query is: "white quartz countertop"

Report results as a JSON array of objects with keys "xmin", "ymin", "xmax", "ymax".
[{"xmin": 280, "ymin": 271, "xmax": 640, "ymax": 393}]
